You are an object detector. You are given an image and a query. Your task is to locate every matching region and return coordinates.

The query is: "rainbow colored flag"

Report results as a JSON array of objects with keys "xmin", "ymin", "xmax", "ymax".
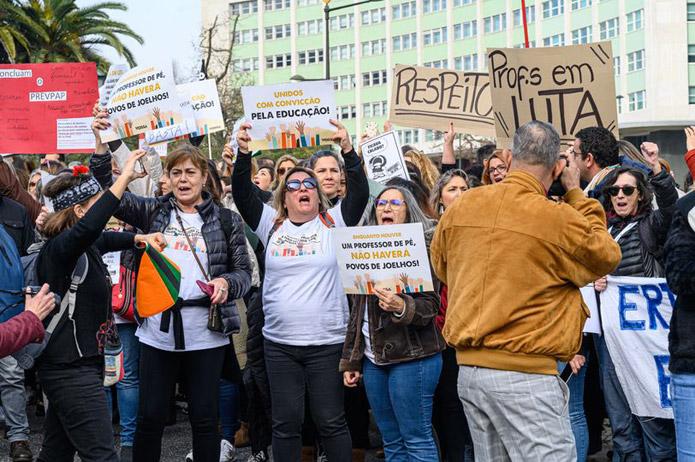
[{"xmin": 136, "ymin": 244, "xmax": 181, "ymax": 317}]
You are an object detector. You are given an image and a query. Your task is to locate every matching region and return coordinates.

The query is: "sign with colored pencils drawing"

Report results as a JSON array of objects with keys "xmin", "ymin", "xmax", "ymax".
[
  {"xmin": 177, "ymin": 79, "xmax": 225, "ymax": 137},
  {"xmin": 100, "ymin": 63, "xmax": 195, "ymax": 144},
  {"xmin": 332, "ymin": 223, "xmax": 434, "ymax": 295},
  {"xmin": 241, "ymin": 80, "xmax": 336, "ymax": 151}
]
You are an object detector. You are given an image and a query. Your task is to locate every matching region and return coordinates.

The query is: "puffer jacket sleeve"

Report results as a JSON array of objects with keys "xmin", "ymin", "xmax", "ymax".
[
  {"xmin": 89, "ymin": 151, "xmax": 114, "ymax": 189},
  {"xmin": 646, "ymin": 170, "xmax": 679, "ymax": 249},
  {"xmin": 220, "ymin": 209, "xmax": 252, "ymax": 301},
  {"xmin": 665, "ymin": 209, "xmax": 695, "ymax": 297}
]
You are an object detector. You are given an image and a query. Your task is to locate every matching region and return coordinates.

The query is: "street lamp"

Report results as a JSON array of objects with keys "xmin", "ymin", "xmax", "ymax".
[{"xmin": 322, "ymin": 0, "xmax": 382, "ymax": 80}]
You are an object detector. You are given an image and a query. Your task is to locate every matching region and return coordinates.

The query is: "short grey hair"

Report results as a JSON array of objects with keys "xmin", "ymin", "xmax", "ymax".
[
  {"xmin": 366, "ymin": 185, "xmax": 433, "ymax": 227},
  {"xmin": 511, "ymin": 121, "xmax": 560, "ymax": 169}
]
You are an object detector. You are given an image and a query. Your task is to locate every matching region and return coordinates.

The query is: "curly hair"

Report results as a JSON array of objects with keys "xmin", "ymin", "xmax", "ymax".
[
  {"xmin": 404, "ymin": 149, "xmax": 440, "ymax": 192},
  {"xmin": 599, "ymin": 167, "xmax": 654, "ymax": 218},
  {"xmin": 575, "ymin": 127, "xmax": 619, "ymax": 168}
]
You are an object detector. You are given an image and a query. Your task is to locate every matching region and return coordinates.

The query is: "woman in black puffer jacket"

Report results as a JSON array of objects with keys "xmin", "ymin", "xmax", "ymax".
[{"xmin": 594, "ymin": 154, "xmax": 678, "ymax": 461}]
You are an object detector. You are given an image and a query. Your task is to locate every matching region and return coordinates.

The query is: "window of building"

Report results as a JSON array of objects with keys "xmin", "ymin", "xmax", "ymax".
[
  {"xmin": 264, "ymin": 0, "xmax": 290, "ymax": 11},
  {"xmin": 392, "ymin": 1, "xmax": 417, "ymax": 19},
  {"xmin": 392, "ymin": 33, "xmax": 417, "ymax": 52},
  {"xmin": 454, "ymin": 20, "xmax": 477, "ymax": 40},
  {"xmin": 330, "ymin": 13, "xmax": 355, "ymax": 30},
  {"xmin": 423, "ymin": 0, "xmax": 445, "ymax": 14},
  {"xmin": 425, "ymin": 130, "xmax": 444, "ymax": 142},
  {"xmin": 265, "ymin": 24, "xmax": 291, "ymax": 40},
  {"xmin": 599, "ymin": 17, "xmax": 619, "ymax": 40},
  {"xmin": 334, "ymin": 74, "xmax": 355, "ymax": 91},
  {"xmin": 514, "ymin": 40, "xmax": 537, "ymax": 48},
  {"xmin": 338, "ymin": 105, "xmax": 357, "ymax": 120},
  {"xmin": 626, "ymin": 9, "xmax": 644, "ymax": 32},
  {"xmin": 627, "ymin": 49, "xmax": 645, "ymax": 72},
  {"xmin": 329, "ymin": 44, "xmax": 356, "ymax": 61},
  {"xmin": 424, "ymin": 59, "xmax": 449, "ymax": 68},
  {"xmin": 571, "ymin": 0, "xmax": 591, "ymax": 10},
  {"xmin": 542, "ymin": 0, "xmax": 564, "ymax": 18},
  {"xmin": 454, "ymin": 54, "xmax": 478, "ymax": 71},
  {"xmin": 453, "ymin": 0, "xmax": 474, "ymax": 5},
  {"xmin": 689, "ymin": 45, "xmax": 695, "ymax": 63},
  {"xmin": 235, "ymin": 28, "xmax": 259, "ymax": 44},
  {"xmin": 362, "ymin": 39, "xmax": 386, "ymax": 56},
  {"xmin": 398, "ymin": 129, "xmax": 419, "ymax": 144},
  {"xmin": 613, "ymin": 56, "xmax": 620, "ymax": 76},
  {"xmin": 484, "ymin": 13, "xmax": 506, "ymax": 34},
  {"xmin": 423, "ymin": 27, "xmax": 448, "ymax": 46},
  {"xmin": 513, "ymin": 5, "xmax": 535, "ymax": 26},
  {"xmin": 689, "ymin": 86, "xmax": 695, "ymax": 104},
  {"xmin": 298, "ymin": 49, "xmax": 324, "ymax": 65},
  {"xmin": 689, "ymin": 3, "xmax": 695, "ymax": 21},
  {"xmin": 297, "ymin": 0, "xmax": 319, "ymax": 6},
  {"xmin": 231, "ymin": 0, "xmax": 258, "ymax": 15},
  {"xmin": 361, "ymin": 7, "xmax": 386, "ymax": 25},
  {"xmin": 297, "ymin": 19, "xmax": 323, "ymax": 36},
  {"xmin": 628, "ymin": 90, "xmax": 646, "ymax": 111},
  {"xmin": 362, "ymin": 70, "xmax": 388, "ymax": 87},
  {"xmin": 543, "ymin": 33, "xmax": 565, "ymax": 47},
  {"xmin": 233, "ymin": 58, "xmax": 259, "ymax": 72},
  {"xmin": 571, "ymin": 26, "xmax": 592, "ymax": 44},
  {"xmin": 265, "ymin": 53, "xmax": 292, "ymax": 69}
]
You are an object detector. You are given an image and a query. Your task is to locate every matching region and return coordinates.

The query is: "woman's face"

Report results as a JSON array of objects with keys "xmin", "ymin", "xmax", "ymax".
[
  {"xmin": 168, "ymin": 159, "xmax": 206, "ymax": 206},
  {"xmin": 253, "ymin": 168, "xmax": 273, "ymax": 191},
  {"xmin": 313, "ymin": 156, "xmax": 340, "ymax": 199},
  {"xmin": 609, "ymin": 172, "xmax": 641, "ymax": 218},
  {"xmin": 28, "ymin": 173, "xmax": 40, "ymax": 196},
  {"xmin": 439, "ymin": 176, "xmax": 468, "ymax": 210},
  {"xmin": 376, "ymin": 189, "xmax": 407, "ymax": 225},
  {"xmin": 277, "ymin": 160, "xmax": 296, "ymax": 180},
  {"xmin": 488, "ymin": 157, "xmax": 508, "ymax": 183},
  {"xmin": 284, "ymin": 171, "xmax": 320, "ymax": 220},
  {"xmin": 159, "ymin": 170, "xmax": 171, "ymax": 196}
]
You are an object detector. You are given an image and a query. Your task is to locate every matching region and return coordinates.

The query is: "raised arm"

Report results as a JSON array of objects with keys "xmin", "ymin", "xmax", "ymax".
[
  {"xmin": 330, "ymin": 120, "xmax": 369, "ymax": 226},
  {"xmin": 441, "ymin": 122, "xmax": 457, "ymax": 174},
  {"xmin": 232, "ymin": 123, "xmax": 267, "ymax": 230}
]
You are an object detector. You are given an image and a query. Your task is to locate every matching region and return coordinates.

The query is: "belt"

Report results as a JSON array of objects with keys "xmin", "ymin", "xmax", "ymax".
[{"xmin": 160, "ymin": 296, "xmax": 211, "ymax": 350}]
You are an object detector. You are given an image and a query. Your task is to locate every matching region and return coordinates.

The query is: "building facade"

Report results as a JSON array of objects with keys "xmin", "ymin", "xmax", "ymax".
[{"xmin": 202, "ymin": 0, "xmax": 695, "ymax": 176}]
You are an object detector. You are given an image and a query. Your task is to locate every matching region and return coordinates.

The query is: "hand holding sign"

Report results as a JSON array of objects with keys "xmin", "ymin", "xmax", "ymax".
[
  {"xmin": 236, "ymin": 122, "xmax": 252, "ymax": 155},
  {"xmin": 374, "ymin": 287, "xmax": 406, "ymax": 314}
]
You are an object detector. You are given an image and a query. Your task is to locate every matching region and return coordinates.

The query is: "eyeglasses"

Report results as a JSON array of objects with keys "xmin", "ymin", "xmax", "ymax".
[
  {"xmin": 488, "ymin": 165, "xmax": 507, "ymax": 175},
  {"xmin": 605, "ymin": 186, "xmax": 637, "ymax": 197},
  {"xmin": 375, "ymin": 199, "xmax": 405, "ymax": 209},
  {"xmin": 286, "ymin": 178, "xmax": 318, "ymax": 192}
]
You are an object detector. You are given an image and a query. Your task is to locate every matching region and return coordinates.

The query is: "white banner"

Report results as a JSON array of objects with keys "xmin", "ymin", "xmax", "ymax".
[
  {"xmin": 359, "ymin": 131, "xmax": 409, "ymax": 184},
  {"xmin": 600, "ymin": 276, "xmax": 674, "ymax": 419}
]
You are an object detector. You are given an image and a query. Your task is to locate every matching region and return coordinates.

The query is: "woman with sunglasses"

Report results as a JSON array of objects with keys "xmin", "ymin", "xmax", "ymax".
[
  {"xmin": 593, "ymin": 144, "xmax": 679, "ymax": 461},
  {"xmin": 341, "ymin": 185, "xmax": 443, "ymax": 461},
  {"xmin": 273, "ymin": 155, "xmax": 298, "ymax": 189},
  {"xmin": 232, "ymin": 120, "xmax": 368, "ymax": 462}
]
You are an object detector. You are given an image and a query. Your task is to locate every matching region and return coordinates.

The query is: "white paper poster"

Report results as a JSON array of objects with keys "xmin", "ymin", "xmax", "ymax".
[
  {"xmin": 580, "ymin": 285, "xmax": 601, "ymax": 334},
  {"xmin": 332, "ymin": 223, "xmax": 434, "ymax": 295},
  {"xmin": 600, "ymin": 276, "xmax": 674, "ymax": 419},
  {"xmin": 56, "ymin": 117, "xmax": 94, "ymax": 151},
  {"xmin": 99, "ymin": 64, "xmax": 129, "ymax": 107},
  {"xmin": 177, "ymin": 79, "xmax": 225, "ymax": 137},
  {"xmin": 102, "ymin": 252, "xmax": 121, "ymax": 285},
  {"xmin": 359, "ymin": 131, "xmax": 410, "ymax": 184}
]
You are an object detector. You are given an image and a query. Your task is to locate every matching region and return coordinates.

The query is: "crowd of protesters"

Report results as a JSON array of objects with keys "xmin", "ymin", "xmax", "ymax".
[{"xmin": 1, "ymin": 99, "xmax": 695, "ymax": 462}]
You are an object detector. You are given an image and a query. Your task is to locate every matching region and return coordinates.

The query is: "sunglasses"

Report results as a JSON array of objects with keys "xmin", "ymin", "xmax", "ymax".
[
  {"xmin": 286, "ymin": 178, "xmax": 318, "ymax": 192},
  {"xmin": 376, "ymin": 198, "xmax": 405, "ymax": 209},
  {"xmin": 605, "ymin": 186, "xmax": 637, "ymax": 197}
]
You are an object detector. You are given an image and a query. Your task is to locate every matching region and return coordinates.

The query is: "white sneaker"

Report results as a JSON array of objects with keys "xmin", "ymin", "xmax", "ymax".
[
  {"xmin": 185, "ymin": 449, "xmax": 194, "ymax": 462},
  {"xmin": 220, "ymin": 439, "xmax": 236, "ymax": 461}
]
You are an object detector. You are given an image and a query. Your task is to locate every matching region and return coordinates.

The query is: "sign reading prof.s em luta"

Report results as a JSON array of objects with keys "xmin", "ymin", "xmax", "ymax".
[{"xmin": 487, "ymin": 42, "xmax": 619, "ymax": 147}]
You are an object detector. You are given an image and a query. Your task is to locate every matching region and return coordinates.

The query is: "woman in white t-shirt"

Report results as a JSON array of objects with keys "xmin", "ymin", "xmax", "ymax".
[{"xmin": 232, "ymin": 120, "xmax": 369, "ymax": 462}]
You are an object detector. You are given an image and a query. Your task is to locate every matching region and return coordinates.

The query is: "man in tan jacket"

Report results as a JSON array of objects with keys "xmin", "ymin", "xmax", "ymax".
[{"xmin": 431, "ymin": 121, "xmax": 621, "ymax": 461}]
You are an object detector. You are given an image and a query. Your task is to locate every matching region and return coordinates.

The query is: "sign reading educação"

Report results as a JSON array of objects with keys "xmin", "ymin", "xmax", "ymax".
[{"xmin": 241, "ymin": 80, "xmax": 337, "ymax": 151}]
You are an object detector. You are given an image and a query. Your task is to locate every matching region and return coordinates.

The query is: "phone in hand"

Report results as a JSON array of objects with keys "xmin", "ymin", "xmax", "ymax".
[{"xmin": 196, "ymin": 280, "xmax": 215, "ymax": 298}]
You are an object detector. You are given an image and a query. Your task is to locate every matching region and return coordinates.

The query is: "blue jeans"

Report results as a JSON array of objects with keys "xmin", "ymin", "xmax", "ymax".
[
  {"xmin": 105, "ymin": 323, "xmax": 140, "ymax": 447},
  {"xmin": 671, "ymin": 373, "xmax": 695, "ymax": 460},
  {"xmin": 362, "ymin": 353, "xmax": 442, "ymax": 462},
  {"xmin": 0, "ymin": 356, "xmax": 30, "ymax": 443},
  {"xmin": 558, "ymin": 338, "xmax": 590, "ymax": 461},
  {"xmin": 219, "ymin": 379, "xmax": 241, "ymax": 441},
  {"xmin": 596, "ymin": 334, "xmax": 676, "ymax": 461}
]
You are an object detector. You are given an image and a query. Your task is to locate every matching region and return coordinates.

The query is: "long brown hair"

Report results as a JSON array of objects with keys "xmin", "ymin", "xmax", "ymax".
[{"xmin": 272, "ymin": 166, "xmax": 331, "ymax": 224}]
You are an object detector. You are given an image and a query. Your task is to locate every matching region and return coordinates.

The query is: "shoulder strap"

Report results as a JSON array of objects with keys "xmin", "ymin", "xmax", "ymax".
[
  {"xmin": 172, "ymin": 203, "xmax": 209, "ymax": 281},
  {"xmin": 267, "ymin": 220, "xmax": 282, "ymax": 244},
  {"xmin": 46, "ymin": 254, "xmax": 88, "ymax": 335},
  {"xmin": 319, "ymin": 211, "xmax": 335, "ymax": 229}
]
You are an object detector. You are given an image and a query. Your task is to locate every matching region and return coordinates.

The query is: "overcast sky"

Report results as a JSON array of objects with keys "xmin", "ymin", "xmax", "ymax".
[{"xmin": 76, "ymin": 0, "xmax": 201, "ymax": 81}]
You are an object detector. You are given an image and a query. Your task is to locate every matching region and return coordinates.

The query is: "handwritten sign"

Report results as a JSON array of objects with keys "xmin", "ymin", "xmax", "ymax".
[
  {"xmin": 601, "ymin": 276, "xmax": 674, "ymax": 419},
  {"xmin": 487, "ymin": 42, "xmax": 618, "ymax": 147},
  {"xmin": 359, "ymin": 131, "xmax": 409, "ymax": 184},
  {"xmin": 177, "ymin": 79, "xmax": 225, "ymax": 136},
  {"xmin": 0, "ymin": 63, "xmax": 98, "ymax": 154},
  {"xmin": 333, "ymin": 223, "xmax": 434, "ymax": 295},
  {"xmin": 389, "ymin": 65, "xmax": 495, "ymax": 137},
  {"xmin": 241, "ymin": 80, "xmax": 336, "ymax": 151},
  {"xmin": 100, "ymin": 63, "xmax": 195, "ymax": 144}
]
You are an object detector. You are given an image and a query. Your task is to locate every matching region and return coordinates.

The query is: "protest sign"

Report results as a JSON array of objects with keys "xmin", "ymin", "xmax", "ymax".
[
  {"xmin": 177, "ymin": 79, "xmax": 225, "ymax": 137},
  {"xmin": 99, "ymin": 64, "xmax": 129, "ymax": 107},
  {"xmin": 359, "ymin": 131, "xmax": 409, "ymax": 184},
  {"xmin": 580, "ymin": 284, "xmax": 601, "ymax": 334},
  {"xmin": 333, "ymin": 223, "xmax": 434, "ymax": 295},
  {"xmin": 100, "ymin": 63, "xmax": 195, "ymax": 144},
  {"xmin": 389, "ymin": 65, "xmax": 495, "ymax": 138},
  {"xmin": 0, "ymin": 63, "xmax": 98, "ymax": 154},
  {"xmin": 487, "ymin": 42, "xmax": 618, "ymax": 147},
  {"xmin": 600, "ymin": 276, "xmax": 674, "ymax": 419},
  {"xmin": 102, "ymin": 252, "xmax": 121, "ymax": 285},
  {"xmin": 241, "ymin": 80, "xmax": 336, "ymax": 151}
]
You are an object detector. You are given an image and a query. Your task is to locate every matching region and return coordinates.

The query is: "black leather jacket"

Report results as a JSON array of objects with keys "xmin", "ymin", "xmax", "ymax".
[{"xmin": 89, "ymin": 152, "xmax": 252, "ymax": 335}]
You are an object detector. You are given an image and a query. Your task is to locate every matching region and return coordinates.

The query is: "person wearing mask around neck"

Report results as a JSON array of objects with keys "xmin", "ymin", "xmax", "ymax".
[
  {"xmin": 431, "ymin": 121, "xmax": 621, "ymax": 461},
  {"xmin": 35, "ymin": 149, "xmax": 164, "ymax": 462},
  {"xmin": 341, "ymin": 186, "xmax": 443, "ymax": 462},
  {"xmin": 89, "ymin": 108, "xmax": 253, "ymax": 462},
  {"xmin": 231, "ymin": 119, "xmax": 369, "ymax": 462}
]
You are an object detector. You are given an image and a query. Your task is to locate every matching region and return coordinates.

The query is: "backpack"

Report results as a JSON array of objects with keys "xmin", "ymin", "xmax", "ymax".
[{"xmin": 0, "ymin": 225, "xmax": 24, "ymax": 323}]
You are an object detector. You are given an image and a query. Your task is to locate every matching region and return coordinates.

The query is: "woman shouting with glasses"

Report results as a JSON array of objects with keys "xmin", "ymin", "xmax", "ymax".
[
  {"xmin": 232, "ymin": 119, "xmax": 369, "ymax": 462},
  {"xmin": 593, "ymin": 141, "xmax": 679, "ymax": 461}
]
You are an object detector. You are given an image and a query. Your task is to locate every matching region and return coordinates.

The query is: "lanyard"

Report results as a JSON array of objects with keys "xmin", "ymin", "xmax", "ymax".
[{"xmin": 609, "ymin": 221, "xmax": 638, "ymax": 244}]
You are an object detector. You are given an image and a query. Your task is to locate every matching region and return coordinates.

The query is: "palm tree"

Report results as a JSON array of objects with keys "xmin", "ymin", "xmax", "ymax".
[
  {"xmin": 16, "ymin": 0, "xmax": 144, "ymax": 72},
  {"xmin": 0, "ymin": 0, "xmax": 48, "ymax": 63}
]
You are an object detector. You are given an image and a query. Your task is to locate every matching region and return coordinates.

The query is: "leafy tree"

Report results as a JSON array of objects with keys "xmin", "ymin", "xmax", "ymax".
[{"xmin": 0, "ymin": 0, "xmax": 47, "ymax": 63}]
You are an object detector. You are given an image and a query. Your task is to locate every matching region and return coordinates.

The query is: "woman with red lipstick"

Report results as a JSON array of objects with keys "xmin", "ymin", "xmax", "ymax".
[{"xmin": 593, "ymin": 142, "xmax": 679, "ymax": 461}]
